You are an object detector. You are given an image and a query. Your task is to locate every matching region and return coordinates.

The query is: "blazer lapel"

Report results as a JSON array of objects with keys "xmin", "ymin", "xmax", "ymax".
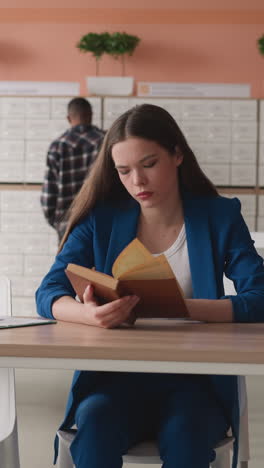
[
  {"xmin": 103, "ymin": 196, "xmax": 218, "ymax": 299},
  {"xmin": 183, "ymin": 196, "xmax": 218, "ymax": 299}
]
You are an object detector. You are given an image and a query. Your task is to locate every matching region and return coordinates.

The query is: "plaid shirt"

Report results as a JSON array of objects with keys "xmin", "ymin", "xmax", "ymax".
[{"xmin": 41, "ymin": 124, "xmax": 105, "ymax": 239}]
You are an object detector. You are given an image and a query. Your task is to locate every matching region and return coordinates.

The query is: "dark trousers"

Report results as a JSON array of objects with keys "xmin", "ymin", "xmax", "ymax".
[{"xmin": 70, "ymin": 372, "xmax": 229, "ymax": 468}]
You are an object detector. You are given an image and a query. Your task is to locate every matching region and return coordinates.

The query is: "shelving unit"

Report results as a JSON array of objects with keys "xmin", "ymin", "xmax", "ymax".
[
  {"xmin": 0, "ymin": 95, "xmax": 263, "ymax": 316},
  {"xmin": 0, "ymin": 96, "xmax": 101, "ymax": 316}
]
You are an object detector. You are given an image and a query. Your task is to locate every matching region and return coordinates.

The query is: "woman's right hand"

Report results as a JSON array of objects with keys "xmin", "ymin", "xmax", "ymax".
[{"xmin": 82, "ymin": 284, "xmax": 139, "ymax": 329}]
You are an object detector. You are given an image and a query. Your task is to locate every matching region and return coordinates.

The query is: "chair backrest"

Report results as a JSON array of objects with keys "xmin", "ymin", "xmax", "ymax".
[
  {"xmin": 0, "ymin": 277, "xmax": 17, "ymax": 445},
  {"xmin": 0, "ymin": 276, "xmax": 11, "ymax": 317}
]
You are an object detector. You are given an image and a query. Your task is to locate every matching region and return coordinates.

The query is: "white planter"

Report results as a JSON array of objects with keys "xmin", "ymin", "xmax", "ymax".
[{"xmin": 86, "ymin": 76, "xmax": 134, "ymax": 96}]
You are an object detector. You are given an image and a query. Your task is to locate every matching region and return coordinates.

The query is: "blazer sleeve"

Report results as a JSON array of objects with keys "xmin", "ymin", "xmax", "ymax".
[
  {"xmin": 35, "ymin": 213, "xmax": 95, "ymax": 319},
  {"xmin": 222, "ymin": 198, "xmax": 264, "ymax": 322}
]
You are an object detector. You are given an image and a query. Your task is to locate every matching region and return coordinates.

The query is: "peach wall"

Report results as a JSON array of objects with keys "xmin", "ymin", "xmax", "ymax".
[{"xmin": 0, "ymin": 5, "xmax": 264, "ymax": 97}]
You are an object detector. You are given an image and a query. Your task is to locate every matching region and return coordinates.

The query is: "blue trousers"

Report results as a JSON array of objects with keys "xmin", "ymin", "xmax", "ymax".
[{"xmin": 70, "ymin": 372, "xmax": 229, "ymax": 468}]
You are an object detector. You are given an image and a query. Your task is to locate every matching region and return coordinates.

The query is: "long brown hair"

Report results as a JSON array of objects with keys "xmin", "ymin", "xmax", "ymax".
[{"xmin": 59, "ymin": 103, "xmax": 218, "ymax": 251}]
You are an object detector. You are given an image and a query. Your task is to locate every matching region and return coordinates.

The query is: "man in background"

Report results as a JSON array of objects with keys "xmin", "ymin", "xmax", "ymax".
[{"xmin": 41, "ymin": 97, "xmax": 105, "ymax": 241}]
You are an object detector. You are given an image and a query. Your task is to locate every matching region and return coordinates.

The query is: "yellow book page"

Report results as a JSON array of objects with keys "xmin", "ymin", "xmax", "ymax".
[
  {"xmin": 112, "ymin": 238, "xmax": 154, "ymax": 279},
  {"xmin": 119, "ymin": 254, "xmax": 175, "ymax": 280}
]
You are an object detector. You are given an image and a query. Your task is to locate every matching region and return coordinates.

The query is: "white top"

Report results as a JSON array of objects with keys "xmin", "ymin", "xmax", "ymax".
[{"xmin": 154, "ymin": 224, "xmax": 193, "ymax": 298}]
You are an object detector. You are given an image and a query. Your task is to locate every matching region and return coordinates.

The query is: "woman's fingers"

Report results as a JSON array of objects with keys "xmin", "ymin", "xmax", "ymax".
[
  {"xmin": 95, "ymin": 295, "xmax": 139, "ymax": 318},
  {"xmin": 82, "ymin": 289, "xmax": 139, "ymax": 328},
  {"xmin": 94, "ymin": 295, "xmax": 139, "ymax": 328},
  {"xmin": 83, "ymin": 284, "xmax": 94, "ymax": 303}
]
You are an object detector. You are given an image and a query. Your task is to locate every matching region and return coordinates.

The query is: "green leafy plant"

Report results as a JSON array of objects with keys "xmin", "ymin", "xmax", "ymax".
[
  {"xmin": 257, "ymin": 34, "xmax": 264, "ymax": 55},
  {"xmin": 76, "ymin": 32, "xmax": 110, "ymax": 75},
  {"xmin": 105, "ymin": 32, "xmax": 141, "ymax": 76},
  {"xmin": 76, "ymin": 32, "xmax": 140, "ymax": 76}
]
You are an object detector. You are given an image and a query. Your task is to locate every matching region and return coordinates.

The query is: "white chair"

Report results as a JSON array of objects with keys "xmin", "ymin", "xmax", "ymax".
[
  {"xmin": 56, "ymin": 371, "xmax": 248, "ymax": 468},
  {"xmin": 57, "ymin": 428, "xmax": 237, "ymax": 467},
  {"xmin": 0, "ymin": 276, "xmax": 20, "ymax": 468},
  {"xmin": 56, "ymin": 231, "xmax": 264, "ymax": 468}
]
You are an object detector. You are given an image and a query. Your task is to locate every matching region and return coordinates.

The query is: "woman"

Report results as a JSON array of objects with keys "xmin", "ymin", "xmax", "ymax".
[{"xmin": 36, "ymin": 104, "xmax": 264, "ymax": 468}]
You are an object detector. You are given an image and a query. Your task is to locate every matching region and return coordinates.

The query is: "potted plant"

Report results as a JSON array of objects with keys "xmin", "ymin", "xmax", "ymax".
[
  {"xmin": 257, "ymin": 34, "xmax": 264, "ymax": 55},
  {"xmin": 105, "ymin": 32, "xmax": 140, "ymax": 77},
  {"xmin": 76, "ymin": 31, "xmax": 141, "ymax": 96},
  {"xmin": 76, "ymin": 32, "xmax": 110, "ymax": 76}
]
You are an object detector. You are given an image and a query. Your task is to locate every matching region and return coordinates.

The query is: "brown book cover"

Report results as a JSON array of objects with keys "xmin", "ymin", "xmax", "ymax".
[{"xmin": 65, "ymin": 238, "xmax": 189, "ymax": 322}]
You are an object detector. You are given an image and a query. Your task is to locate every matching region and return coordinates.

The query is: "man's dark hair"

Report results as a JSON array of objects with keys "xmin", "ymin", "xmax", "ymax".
[{"xmin": 68, "ymin": 97, "xmax": 92, "ymax": 123}]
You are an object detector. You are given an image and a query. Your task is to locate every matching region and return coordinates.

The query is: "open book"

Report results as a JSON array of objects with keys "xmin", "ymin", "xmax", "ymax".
[{"xmin": 65, "ymin": 238, "xmax": 189, "ymax": 322}]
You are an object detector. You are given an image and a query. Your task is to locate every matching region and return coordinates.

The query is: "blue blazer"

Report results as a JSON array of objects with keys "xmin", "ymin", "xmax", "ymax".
[{"xmin": 36, "ymin": 194, "xmax": 264, "ymax": 467}]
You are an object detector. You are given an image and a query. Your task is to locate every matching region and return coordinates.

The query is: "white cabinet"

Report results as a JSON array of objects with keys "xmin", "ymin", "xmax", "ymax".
[
  {"xmin": 0, "ymin": 140, "xmax": 24, "ymax": 160},
  {"xmin": 25, "ymin": 98, "xmax": 50, "ymax": 119},
  {"xmin": 231, "ymin": 122, "xmax": 257, "ymax": 142},
  {"xmin": 103, "ymin": 97, "xmax": 258, "ymax": 187},
  {"xmin": 1, "ymin": 97, "xmax": 25, "ymax": 118},
  {"xmin": 0, "ymin": 96, "xmax": 259, "ymax": 187},
  {"xmin": 231, "ymin": 165, "xmax": 256, "ymax": 186},
  {"xmin": 0, "ymin": 96, "xmax": 102, "ymax": 183},
  {"xmin": 231, "ymin": 100, "xmax": 257, "ymax": 120},
  {"xmin": 257, "ymin": 195, "xmax": 264, "ymax": 232},
  {"xmin": 200, "ymin": 164, "xmax": 230, "ymax": 185},
  {"xmin": 0, "ymin": 189, "xmax": 57, "ymax": 316},
  {"xmin": 0, "ymin": 96, "xmax": 263, "ymax": 318},
  {"xmin": 0, "ymin": 120, "xmax": 25, "ymax": 139}
]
